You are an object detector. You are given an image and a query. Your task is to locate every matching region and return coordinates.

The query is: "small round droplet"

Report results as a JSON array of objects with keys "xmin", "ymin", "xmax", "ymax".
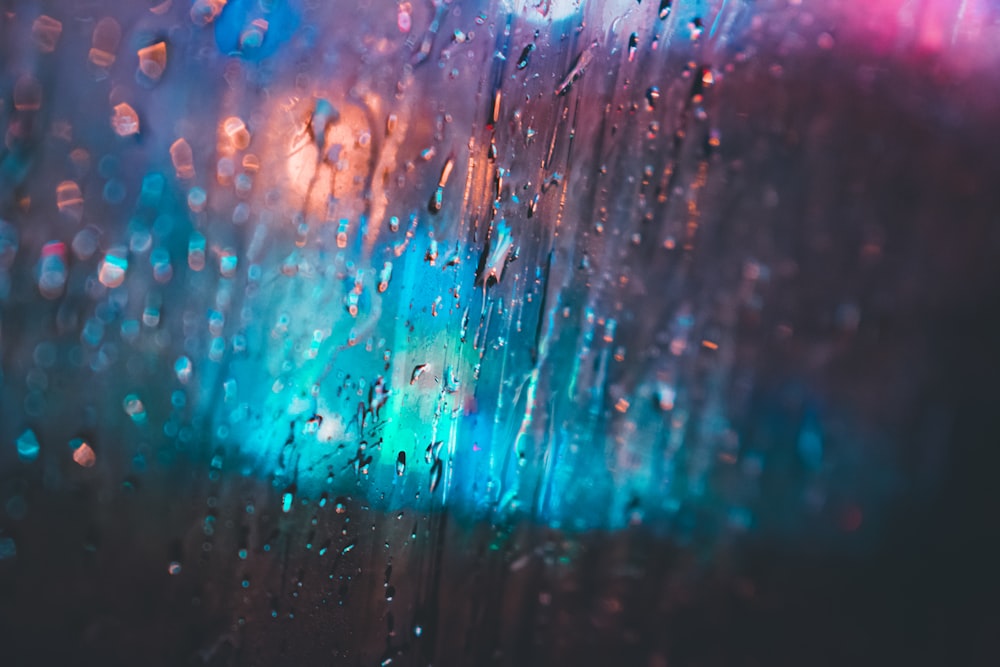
[
  {"xmin": 72, "ymin": 441, "xmax": 97, "ymax": 468},
  {"xmin": 137, "ymin": 42, "xmax": 167, "ymax": 81}
]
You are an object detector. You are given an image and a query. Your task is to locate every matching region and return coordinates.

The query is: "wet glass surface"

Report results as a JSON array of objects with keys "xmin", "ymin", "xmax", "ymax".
[{"xmin": 1, "ymin": 1, "xmax": 999, "ymax": 665}]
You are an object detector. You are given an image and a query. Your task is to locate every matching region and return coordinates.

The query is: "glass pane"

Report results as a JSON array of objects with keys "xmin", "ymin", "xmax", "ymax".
[{"xmin": 1, "ymin": 1, "xmax": 998, "ymax": 664}]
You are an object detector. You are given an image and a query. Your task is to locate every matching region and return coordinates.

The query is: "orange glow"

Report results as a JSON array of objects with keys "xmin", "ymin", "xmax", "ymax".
[
  {"xmin": 13, "ymin": 75, "xmax": 42, "ymax": 111},
  {"xmin": 137, "ymin": 42, "xmax": 167, "ymax": 80},
  {"xmin": 111, "ymin": 102, "xmax": 140, "ymax": 136},
  {"xmin": 242, "ymin": 154, "xmax": 260, "ymax": 173},
  {"xmin": 56, "ymin": 181, "xmax": 84, "ymax": 220},
  {"xmin": 73, "ymin": 442, "xmax": 97, "ymax": 468},
  {"xmin": 89, "ymin": 17, "xmax": 121, "ymax": 68},
  {"xmin": 221, "ymin": 116, "xmax": 251, "ymax": 150},
  {"xmin": 170, "ymin": 138, "xmax": 195, "ymax": 179}
]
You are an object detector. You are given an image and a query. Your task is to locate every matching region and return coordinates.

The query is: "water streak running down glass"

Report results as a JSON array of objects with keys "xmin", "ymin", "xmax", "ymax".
[{"xmin": 1, "ymin": 1, "xmax": 999, "ymax": 665}]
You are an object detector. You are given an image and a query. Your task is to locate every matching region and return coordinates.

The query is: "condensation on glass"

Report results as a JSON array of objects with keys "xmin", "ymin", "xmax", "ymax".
[{"xmin": 1, "ymin": 0, "xmax": 999, "ymax": 665}]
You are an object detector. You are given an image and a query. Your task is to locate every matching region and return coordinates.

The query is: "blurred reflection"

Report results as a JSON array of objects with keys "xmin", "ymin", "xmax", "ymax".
[{"xmin": 1, "ymin": 1, "xmax": 999, "ymax": 665}]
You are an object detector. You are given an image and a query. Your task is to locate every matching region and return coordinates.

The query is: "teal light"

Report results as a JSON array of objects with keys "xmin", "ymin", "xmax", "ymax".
[{"xmin": 16, "ymin": 430, "xmax": 40, "ymax": 463}]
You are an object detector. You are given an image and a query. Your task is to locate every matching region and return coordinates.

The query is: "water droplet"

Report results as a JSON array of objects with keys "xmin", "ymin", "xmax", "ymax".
[
  {"xmin": 646, "ymin": 86, "xmax": 660, "ymax": 110},
  {"xmin": 282, "ymin": 487, "xmax": 295, "ymax": 513},
  {"xmin": 111, "ymin": 103, "xmax": 140, "ymax": 136},
  {"xmin": 123, "ymin": 394, "xmax": 147, "ymax": 423},
  {"xmin": 239, "ymin": 18, "xmax": 269, "ymax": 51},
  {"xmin": 98, "ymin": 248, "xmax": 128, "ymax": 288},
  {"xmin": 395, "ymin": 451, "xmax": 406, "ymax": 476},
  {"xmin": 37, "ymin": 241, "xmax": 67, "ymax": 299},
  {"xmin": 222, "ymin": 117, "xmax": 251, "ymax": 150},
  {"xmin": 516, "ymin": 43, "xmax": 534, "ymax": 70},
  {"xmin": 304, "ymin": 414, "xmax": 323, "ymax": 434},
  {"xmin": 188, "ymin": 233, "xmax": 206, "ymax": 271},
  {"xmin": 372, "ymin": 261, "xmax": 392, "ymax": 293},
  {"xmin": 167, "ymin": 561, "xmax": 182, "ymax": 575},
  {"xmin": 187, "ymin": 187, "xmax": 207, "ymax": 212},
  {"xmin": 137, "ymin": 41, "xmax": 167, "ymax": 82},
  {"xmin": 89, "ymin": 17, "xmax": 121, "ymax": 69},
  {"xmin": 555, "ymin": 42, "xmax": 596, "ymax": 96},
  {"xmin": 424, "ymin": 440, "xmax": 442, "ymax": 464},
  {"xmin": 13, "ymin": 75, "xmax": 42, "ymax": 111},
  {"xmin": 190, "ymin": 0, "xmax": 226, "ymax": 26},
  {"xmin": 55, "ymin": 181, "xmax": 84, "ymax": 221},
  {"xmin": 489, "ymin": 90, "xmax": 502, "ymax": 128},
  {"xmin": 444, "ymin": 366, "xmax": 460, "ymax": 393},
  {"xmin": 32, "ymin": 15, "xmax": 62, "ymax": 53},
  {"xmin": 71, "ymin": 441, "xmax": 97, "ymax": 468},
  {"xmin": 429, "ymin": 457, "xmax": 443, "ymax": 493},
  {"xmin": 410, "ymin": 364, "xmax": 429, "ymax": 385},
  {"xmin": 428, "ymin": 187, "xmax": 443, "ymax": 214},
  {"xmin": 175, "ymin": 356, "xmax": 193, "ymax": 384},
  {"xmin": 151, "ymin": 248, "xmax": 172, "ymax": 283},
  {"xmin": 16, "ymin": 430, "xmax": 40, "ymax": 463},
  {"xmin": 337, "ymin": 219, "xmax": 350, "ymax": 248},
  {"xmin": 219, "ymin": 249, "xmax": 238, "ymax": 277},
  {"xmin": 428, "ymin": 155, "xmax": 455, "ymax": 214},
  {"xmin": 170, "ymin": 138, "xmax": 195, "ymax": 180},
  {"xmin": 475, "ymin": 220, "xmax": 515, "ymax": 286},
  {"xmin": 425, "ymin": 239, "xmax": 438, "ymax": 265},
  {"xmin": 396, "ymin": 3, "xmax": 412, "ymax": 32}
]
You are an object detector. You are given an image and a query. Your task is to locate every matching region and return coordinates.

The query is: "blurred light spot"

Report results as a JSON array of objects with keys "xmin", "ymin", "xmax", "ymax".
[{"xmin": 72, "ymin": 442, "xmax": 97, "ymax": 468}]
